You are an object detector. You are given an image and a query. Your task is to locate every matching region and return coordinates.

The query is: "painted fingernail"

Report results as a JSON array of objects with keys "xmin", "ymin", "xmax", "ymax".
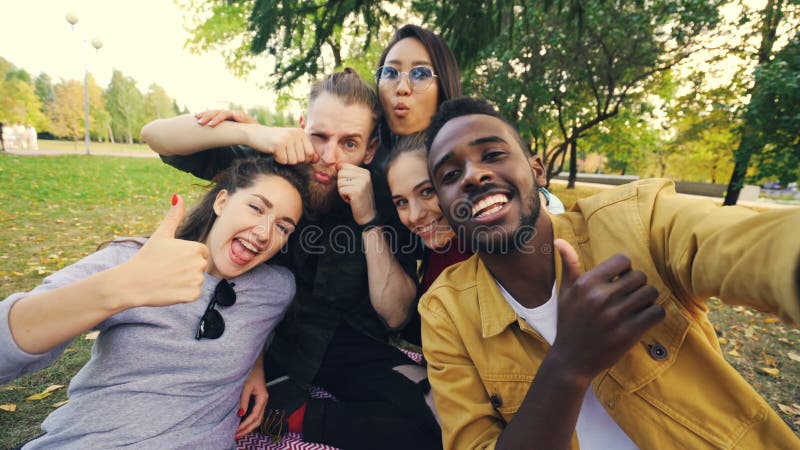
[
  {"xmin": 172, "ymin": 194, "xmax": 178, "ymax": 206},
  {"xmin": 237, "ymin": 408, "xmax": 245, "ymax": 417}
]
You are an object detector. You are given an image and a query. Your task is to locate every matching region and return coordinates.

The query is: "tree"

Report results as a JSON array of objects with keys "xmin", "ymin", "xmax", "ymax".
[
  {"xmin": 724, "ymin": 0, "xmax": 800, "ymax": 204},
  {"xmin": 581, "ymin": 108, "xmax": 659, "ymax": 176},
  {"xmin": 181, "ymin": 0, "xmax": 399, "ymax": 92},
  {"xmin": 144, "ymin": 83, "xmax": 177, "ymax": 121},
  {"xmin": 104, "ymin": 70, "xmax": 145, "ymax": 144},
  {"xmin": 47, "ymin": 80, "xmax": 84, "ymax": 144},
  {"xmin": 34, "ymin": 73, "xmax": 55, "ymax": 105},
  {"xmin": 415, "ymin": 0, "xmax": 721, "ymax": 188},
  {"xmin": 654, "ymin": 77, "xmax": 742, "ymax": 183},
  {"xmin": 0, "ymin": 75, "xmax": 48, "ymax": 129},
  {"xmin": 87, "ymin": 75, "xmax": 110, "ymax": 141},
  {"xmin": 746, "ymin": 33, "xmax": 800, "ymax": 186},
  {"xmin": 245, "ymin": 106, "xmax": 296, "ymax": 126}
]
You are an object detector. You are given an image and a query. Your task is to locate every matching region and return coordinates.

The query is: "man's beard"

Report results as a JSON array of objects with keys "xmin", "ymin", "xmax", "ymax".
[
  {"xmin": 298, "ymin": 163, "xmax": 342, "ymax": 216},
  {"xmin": 471, "ymin": 181, "xmax": 541, "ymax": 255},
  {"xmin": 306, "ymin": 181, "xmax": 340, "ymax": 216}
]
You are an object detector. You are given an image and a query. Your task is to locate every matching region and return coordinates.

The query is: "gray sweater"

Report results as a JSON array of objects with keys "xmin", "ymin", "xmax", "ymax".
[{"xmin": 0, "ymin": 241, "xmax": 295, "ymax": 449}]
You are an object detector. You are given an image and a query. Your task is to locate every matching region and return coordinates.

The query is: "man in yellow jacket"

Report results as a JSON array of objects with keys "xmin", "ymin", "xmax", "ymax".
[{"xmin": 419, "ymin": 97, "xmax": 800, "ymax": 449}]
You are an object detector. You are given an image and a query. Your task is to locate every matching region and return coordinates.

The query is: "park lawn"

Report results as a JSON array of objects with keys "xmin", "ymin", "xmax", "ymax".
[{"xmin": 0, "ymin": 154, "xmax": 797, "ymax": 447}]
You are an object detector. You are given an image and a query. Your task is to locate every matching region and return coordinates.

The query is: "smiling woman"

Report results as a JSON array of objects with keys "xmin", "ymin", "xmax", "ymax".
[{"xmin": 0, "ymin": 158, "xmax": 306, "ymax": 448}]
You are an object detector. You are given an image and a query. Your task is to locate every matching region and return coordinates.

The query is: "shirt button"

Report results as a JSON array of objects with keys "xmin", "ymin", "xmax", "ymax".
[
  {"xmin": 490, "ymin": 393, "xmax": 503, "ymax": 409},
  {"xmin": 649, "ymin": 343, "xmax": 668, "ymax": 361}
]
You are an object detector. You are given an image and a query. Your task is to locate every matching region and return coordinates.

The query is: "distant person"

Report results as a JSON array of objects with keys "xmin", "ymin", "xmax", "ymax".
[
  {"xmin": 13, "ymin": 122, "xmax": 25, "ymax": 150},
  {"xmin": 25, "ymin": 124, "xmax": 38, "ymax": 151},
  {"xmin": 0, "ymin": 122, "xmax": 5, "ymax": 152},
  {"xmin": 4, "ymin": 122, "xmax": 17, "ymax": 150},
  {"xmin": 0, "ymin": 158, "xmax": 306, "ymax": 448}
]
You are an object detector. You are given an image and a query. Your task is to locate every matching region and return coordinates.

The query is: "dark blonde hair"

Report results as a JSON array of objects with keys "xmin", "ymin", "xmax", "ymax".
[{"xmin": 309, "ymin": 68, "xmax": 382, "ymax": 132}]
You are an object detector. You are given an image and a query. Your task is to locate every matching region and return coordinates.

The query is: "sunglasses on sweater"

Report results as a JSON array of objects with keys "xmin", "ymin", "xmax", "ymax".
[{"xmin": 195, "ymin": 280, "xmax": 236, "ymax": 340}]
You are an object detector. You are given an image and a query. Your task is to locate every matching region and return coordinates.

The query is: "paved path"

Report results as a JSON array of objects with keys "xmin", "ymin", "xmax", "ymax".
[{"xmin": 2, "ymin": 148, "xmax": 157, "ymax": 158}]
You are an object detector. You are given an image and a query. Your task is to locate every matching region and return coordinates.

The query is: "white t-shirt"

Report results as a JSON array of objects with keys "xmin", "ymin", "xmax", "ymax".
[{"xmin": 496, "ymin": 280, "xmax": 638, "ymax": 450}]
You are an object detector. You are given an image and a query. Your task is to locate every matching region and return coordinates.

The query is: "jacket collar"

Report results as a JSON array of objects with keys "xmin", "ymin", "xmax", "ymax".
[{"xmin": 476, "ymin": 213, "xmax": 584, "ymax": 339}]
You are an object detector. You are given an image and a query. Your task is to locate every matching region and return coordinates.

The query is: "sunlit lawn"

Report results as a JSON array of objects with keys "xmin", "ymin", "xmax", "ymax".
[{"xmin": 0, "ymin": 154, "xmax": 797, "ymax": 447}]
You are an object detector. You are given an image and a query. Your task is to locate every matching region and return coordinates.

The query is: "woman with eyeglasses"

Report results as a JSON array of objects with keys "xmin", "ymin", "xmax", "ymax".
[
  {"xmin": 0, "ymin": 158, "xmax": 305, "ymax": 449},
  {"xmin": 375, "ymin": 25, "xmax": 564, "ymax": 346}
]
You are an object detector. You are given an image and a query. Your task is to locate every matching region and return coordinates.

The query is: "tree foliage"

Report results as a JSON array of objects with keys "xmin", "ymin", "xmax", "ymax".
[
  {"xmin": 144, "ymin": 83, "xmax": 176, "ymax": 121},
  {"xmin": 0, "ymin": 58, "xmax": 180, "ymax": 145},
  {"xmin": 746, "ymin": 33, "xmax": 800, "ymax": 185},
  {"xmin": 104, "ymin": 70, "xmax": 145, "ymax": 144},
  {"xmin": 415, "ymin": 0, "xmax": 722, "ymax": 186},
  {"xmin": 181, "ymin": 0, "xmax": 399, "ymax": 91},
  {"xmin": 724, "ymin": 0, "xmax": 800, "ymax": 204},
  {"xmin": 47, "ymin": 80, "xmax": 84, "ymax": 142}
]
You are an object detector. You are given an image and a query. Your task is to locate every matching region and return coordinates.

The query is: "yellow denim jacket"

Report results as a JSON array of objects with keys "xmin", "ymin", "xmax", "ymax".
[{"xmin": 419, "ymin": 179, "xmax": 800, "ymax": 450}]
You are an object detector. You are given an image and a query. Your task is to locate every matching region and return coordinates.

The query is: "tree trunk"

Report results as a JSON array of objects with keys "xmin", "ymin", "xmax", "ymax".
[
  {"xmin": 724, "ymin": 132, "xmax": 761, "ymax": 205},
  {"xmin": 723, "ymin": 0, "xmax": 784, "ymax": 205},
  {"xmin": 567, "ymin": 137, "xmax": 578, "ymax": 189}
]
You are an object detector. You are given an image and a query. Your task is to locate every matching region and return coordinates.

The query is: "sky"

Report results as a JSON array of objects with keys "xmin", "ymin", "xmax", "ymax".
[{"xmin": 1, "ymin": 0, "xmax": 280, "ymax": 112}]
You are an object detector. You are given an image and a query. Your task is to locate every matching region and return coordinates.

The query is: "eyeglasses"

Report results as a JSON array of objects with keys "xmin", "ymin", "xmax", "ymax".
[
  {"xmin": 195, "ymin": 280, "xmax": 236, "ymax": 340},
  {"xmin": 376, "ymin": 65, "xmax": 438, "ymax": 92}
]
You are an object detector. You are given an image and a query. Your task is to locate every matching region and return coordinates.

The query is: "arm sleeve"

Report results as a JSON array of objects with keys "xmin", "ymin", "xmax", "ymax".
[
  {"xmin": 643, "ymin": 181, "xmax": 800, "ymax": 324},
  {"xmin": 160, "ymin": 145, "xmax": 261, "ymax": 181},
  {"xmin": 0, "ymin": 244, "xmax": 136, "ymax": 384},
  {"xmin": 420, "ymin": 296, "xmax": 502, "ymax": 450}
]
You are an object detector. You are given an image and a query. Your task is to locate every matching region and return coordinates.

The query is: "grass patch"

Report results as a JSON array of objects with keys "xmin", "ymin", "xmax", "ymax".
[
  {"xmin": 0, "ymin": 154, "xmax": 202, "ymax": 447},
  {"xmin": 0, "ymin": 156, "xmax": 797, "ymax": 446}
]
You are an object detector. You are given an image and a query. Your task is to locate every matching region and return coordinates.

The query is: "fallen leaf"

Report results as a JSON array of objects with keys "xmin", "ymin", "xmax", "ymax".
[
  {"xmin": 758, "ymin": 367, "xmax": 779, "ymax": 377},
  {"xmin": 763, "ymin": 317, "xmax": 780, "ymax": 324},
  {"xmin": 763, "ymin": 356, "xmax": 778, "ymax": 366},
  {"xmin": 0, "ymin": 386, "xmax": 19, "ymax": 391},
  {"xmin": 51, "ymin": 400, "xmax": 69, "ymax": 408},
  {"xmin": 26, "ymin": 392, "xmax": 53, "ymax": 401},
  {"xmin": 777, "ymin": 404, "xmax": 800, "ymax": 416},
  {"xmin": 26, "ymin": 384, "xmax": 65, "ymax": 401},
  {"xmin": 727, "ymin": 349, "xmax": 742, "ymax": 357},
  {"xmin": 778, "ymin": 337, "xmax": 791, "ymax": 344},
  {"xmin": 84, "ymin": 331, "xmax": 99, "ymax": 340},
  {"xmin": 717, "ymin": 338, "xmax": 728, "ymax": 345},
  {"xmin": 0, "ymin": 404, "xmax": 17, "ymax": 412},
  {"xmin": 744, "ymin": 325, "xmax": 758, "ymax": 339},
  {"xmin": 788, "ymin": 351, "xmax": 800, "ymax": 362},
  {"xmin": 42, "ymin": 385, "xmax": 64, "ymax": 394}
]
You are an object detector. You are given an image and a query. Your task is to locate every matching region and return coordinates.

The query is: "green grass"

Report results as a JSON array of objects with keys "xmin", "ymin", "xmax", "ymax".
[
  {"xmin": 0, "ymin": 156, "xmax": 797, "ymax": 447},
  {"xmin": 0, "ymin": 154, "xmax": 203, "ymax": 447}
]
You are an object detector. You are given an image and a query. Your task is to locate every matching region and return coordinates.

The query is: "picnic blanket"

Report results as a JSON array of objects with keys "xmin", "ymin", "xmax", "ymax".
[{"xmin": 236, "ymin": 349, "xmax": 423, "ymax": 450}]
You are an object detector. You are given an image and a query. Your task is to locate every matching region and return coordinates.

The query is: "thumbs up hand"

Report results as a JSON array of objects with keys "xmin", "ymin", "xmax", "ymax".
[
  {"xmin": 110, "ymin": 194, "xmax": 210, "ymax": 309},
  {"xmin": 549, "ymin": 239, "xmax": 665, "ymax": 386}
]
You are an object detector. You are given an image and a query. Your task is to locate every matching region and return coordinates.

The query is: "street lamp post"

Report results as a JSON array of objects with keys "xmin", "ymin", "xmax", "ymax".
[{"xmin": 66, "ymin": 13, "xmax": 102, "ymax": 155}]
